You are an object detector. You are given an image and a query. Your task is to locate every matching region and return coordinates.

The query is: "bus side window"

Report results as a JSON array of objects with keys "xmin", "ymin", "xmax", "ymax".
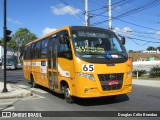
[
  {"xmin": 40, "ymin": 38, "xmax": 48, "ymax": 58},
  {"xmin": 24, "ymin": 46, "xmax": 27, "ymax": 60},
  {"xmin": 31, "ymin": 43, "xmax": 35, "ymax": 59},
  {"xmin": 26, "ymin": 45, "xmax": 31, "ymax": 59},
  {"xmin": 48, "ymin": 37, "xmax": 53, "ymax": 69},
  {"xmin": 35, "ymin": 41, "xmax": 41, "ymax": 59}
]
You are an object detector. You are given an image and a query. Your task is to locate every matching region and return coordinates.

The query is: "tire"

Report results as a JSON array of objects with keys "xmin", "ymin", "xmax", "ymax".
[
  {"xmin": 64, "ymin": 85, "xmax": 74, "ymax": 103},
  {"xmin": 31, "ymin": 76, "xmax": 37, "ymax": 88}
]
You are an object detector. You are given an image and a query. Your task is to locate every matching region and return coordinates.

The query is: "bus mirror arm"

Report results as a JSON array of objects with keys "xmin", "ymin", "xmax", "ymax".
[
  {"xmin": 118, "ymin": 34, "xmax": 125, "ymax": 45},
  {"xmin": 121, "ymin": 36, "xmax": 126, "ymax": 45}
]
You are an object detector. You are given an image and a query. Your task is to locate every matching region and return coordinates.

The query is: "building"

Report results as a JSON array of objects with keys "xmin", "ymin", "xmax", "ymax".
[
  {"xmin": 0, "ymin": 46, "xmax": 4, "ymax": 59},
  {"xmin": 0, "ymin": 45, "xmax": 18, "ymax": 58},
  {"xmin": 143, "ymin": 49, "xmax": 160, "ymax": 54}
]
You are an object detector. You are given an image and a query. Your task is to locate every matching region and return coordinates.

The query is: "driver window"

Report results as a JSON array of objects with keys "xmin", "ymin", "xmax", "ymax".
[{"xmin": 58, "ymin": 34, "xmax": 72, "ymax": 59}]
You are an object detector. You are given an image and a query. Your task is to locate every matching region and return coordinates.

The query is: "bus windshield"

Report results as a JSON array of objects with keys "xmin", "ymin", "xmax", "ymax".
[
  {"xmin": 71, "ymin": 29, "xmax": 127, "ymax": 59},
  {"xmin": 2, "ymin": 56, "xmax": 17, "ymax": 65}
]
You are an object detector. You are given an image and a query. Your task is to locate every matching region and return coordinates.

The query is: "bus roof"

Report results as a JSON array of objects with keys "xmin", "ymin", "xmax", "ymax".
[{"xmin": 26, "ymin": 26, "xmax": 111, "ymax": 46}]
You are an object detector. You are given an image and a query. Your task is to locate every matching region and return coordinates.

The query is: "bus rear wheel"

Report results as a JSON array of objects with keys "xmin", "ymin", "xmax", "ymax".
[{"xmin": 64, "ymin": 85, "xmax": 74, "ymax": 103}]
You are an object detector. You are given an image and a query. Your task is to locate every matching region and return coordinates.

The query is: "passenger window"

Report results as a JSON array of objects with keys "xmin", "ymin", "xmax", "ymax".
[
  {"xmin": 40, "ymin": 38, "xmax": 48, "ymax": 58},
  {"xmin": 31, "ymin": 43, "xmax": 35, "ymax": 59},
  {"xmin": 35, "ymin": 41, "xmax": 41, "ymax": 58},
  {"xmin": 24, "ymin": 46, "xmax": 27, "ymax": 60}
]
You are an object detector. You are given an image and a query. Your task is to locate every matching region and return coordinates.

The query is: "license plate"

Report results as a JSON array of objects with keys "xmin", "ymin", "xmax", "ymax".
[{"xmin": 108, "ymin": 80, "xmax": 119, "ymax": 86}]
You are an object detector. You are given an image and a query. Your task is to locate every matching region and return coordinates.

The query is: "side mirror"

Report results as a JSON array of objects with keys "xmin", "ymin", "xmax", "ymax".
[
  {"xmin": 59, "ymin": 35, "xmax": 66, "ymax": 44},
  {"xmin": 121, "ymin": 36, "xmax": 125, "ymax": 45}
]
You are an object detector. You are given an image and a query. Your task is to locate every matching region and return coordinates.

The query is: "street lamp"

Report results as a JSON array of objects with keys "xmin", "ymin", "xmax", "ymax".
[{"xmin": 2, "ymin": 0, "xmax": 12, "ymax": 92}]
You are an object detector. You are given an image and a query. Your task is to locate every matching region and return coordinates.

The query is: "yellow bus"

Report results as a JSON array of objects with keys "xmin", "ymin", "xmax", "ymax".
[{"xmin": 23, "ymin": 26, "xmax": 132, "ymax": 103}]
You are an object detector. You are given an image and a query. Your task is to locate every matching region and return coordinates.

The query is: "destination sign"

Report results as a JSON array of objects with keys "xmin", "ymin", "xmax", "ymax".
[{"xmin": 77, "ymin": 31, "xmax": 108, "ymax": 38}]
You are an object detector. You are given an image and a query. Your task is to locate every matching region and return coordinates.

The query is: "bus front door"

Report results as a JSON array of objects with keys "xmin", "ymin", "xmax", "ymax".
[{"xmin": 48, "ymin": 38, "xmax": 59, "ymax": 91}]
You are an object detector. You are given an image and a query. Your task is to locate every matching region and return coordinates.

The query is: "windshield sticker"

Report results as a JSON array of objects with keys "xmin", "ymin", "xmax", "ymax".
[
  {"xmin": 78, "ymin": 31, "xmax": 108, "ymax": 38},
  {"xmin": 104, "ymin": 53, "xmax": 112, "ymax": 59},
  {"xmin": 111, "ymin": 55, "xmax": 118, "ymax": 58},
  {"xmin": 76, "ymin": 46, "xmax": 105, "ymax": 53}
]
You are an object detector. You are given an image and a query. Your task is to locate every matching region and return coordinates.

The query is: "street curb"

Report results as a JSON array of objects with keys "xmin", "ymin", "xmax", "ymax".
[
  {"xmin": 132, "ymin": 79, "xmax": 160, "ymax": 88},
  {"xmin": 0, "ymin": 90, "xmax": 32, "ymax": 99},
  {"xmin": 0, "ymin": 83, "xmax": 32, "ymax": 99}
]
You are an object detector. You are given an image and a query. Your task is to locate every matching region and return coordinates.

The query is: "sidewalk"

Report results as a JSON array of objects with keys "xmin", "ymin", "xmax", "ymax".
[
  {"xmin": 0, "ymin": 82, "xmax": 32, "ymax": 99},
  {"xmin": 132, "ymin": 79, "xmax": 160, "ymax": 88}
]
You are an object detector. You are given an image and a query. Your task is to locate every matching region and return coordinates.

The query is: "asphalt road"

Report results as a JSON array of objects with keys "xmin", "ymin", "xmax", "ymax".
[{"xmin": 0, "ymin": 68, "xmax": 160, "ymax": 120}]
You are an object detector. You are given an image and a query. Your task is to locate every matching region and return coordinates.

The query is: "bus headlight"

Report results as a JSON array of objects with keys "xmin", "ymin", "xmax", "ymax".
[
  {"xmin": 127, "ymin": 71, "xmax": 132, "ymax": 78},
  {"xmin": 77, "ymin": 73, "xmax": 95, "ymax": 81}
]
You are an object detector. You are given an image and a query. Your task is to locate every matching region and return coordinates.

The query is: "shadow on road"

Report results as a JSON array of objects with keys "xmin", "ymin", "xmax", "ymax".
[
  {"xmin": 75, "ymin": 94, "xmax": 129, "ymax": 106},
  {"xmin": 32, "ymin": 85, "xmax": 129, "ymax": 106}
]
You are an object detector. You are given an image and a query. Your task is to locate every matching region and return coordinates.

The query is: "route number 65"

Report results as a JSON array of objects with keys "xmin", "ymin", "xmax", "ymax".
[{"xmin": 82, "ymin": 64, "xmax": 94, "ymax": 72}]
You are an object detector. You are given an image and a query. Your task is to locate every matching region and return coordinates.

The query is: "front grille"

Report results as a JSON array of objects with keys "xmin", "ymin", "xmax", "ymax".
[{"xmin": 98, "ymin": 73, "xmax": 123, "ymax": 91}]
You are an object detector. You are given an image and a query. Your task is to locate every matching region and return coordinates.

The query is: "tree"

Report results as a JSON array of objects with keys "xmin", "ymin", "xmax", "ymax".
[
  {"xmin": 10, "ymin": 28, "xmax": 37, "ymax": 62},
  {"xmin": 0, "ymin": 38, "xmax": 3, "ymax": 46},
  {"xmin": 147, "ymin": 46, "xmax": 156, "ymax": 51},
  {"xmin": 13, "ymin": 28, "xmax": 37, "ymax": 50},
  {"xmin": 129, "ymin": 50, "xmax": 133, "ymax": 53}
]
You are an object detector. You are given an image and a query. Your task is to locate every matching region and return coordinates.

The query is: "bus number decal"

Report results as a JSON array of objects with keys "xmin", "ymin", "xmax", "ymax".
[{"xmin": 82, "ymin": 64, "xmax": 94, "ymax": 72}]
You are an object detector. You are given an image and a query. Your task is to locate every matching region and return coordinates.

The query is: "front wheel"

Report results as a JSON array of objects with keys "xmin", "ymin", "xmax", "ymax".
[{"xmin": 64, "ymin": 85, "xmax": 75, "ymax": 103}]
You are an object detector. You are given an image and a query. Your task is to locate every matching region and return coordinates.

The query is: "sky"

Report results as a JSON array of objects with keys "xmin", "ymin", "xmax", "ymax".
[{"xmin": 0, "ymin": 0, "xmax": 160, "ymax": 51}]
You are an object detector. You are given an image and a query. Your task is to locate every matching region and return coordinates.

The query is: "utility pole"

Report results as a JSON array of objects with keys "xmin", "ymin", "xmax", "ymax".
[
  {"xmin": 2, "ymin": 0, "xmax": 8, "ymax": 92},
  {"xmin": 108, "ymin": 0, "xmax": 112, "ymax": 30},
  {"xmin": 85, "ymin": 0, "xmax": 89, "ymax": 26}
]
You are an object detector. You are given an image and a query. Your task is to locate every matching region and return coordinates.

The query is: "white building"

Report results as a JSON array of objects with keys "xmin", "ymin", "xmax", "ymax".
[
  {"xmin": 0, "ymin": 45, "xmax": 18, "ymax": 58},
  {"xmin": 0, "ymin": 46, "xmax": 4, "ymax": 58},
  {"xmin": 143, "ymin": 49, "xmax": 160, "ymax": 54}
]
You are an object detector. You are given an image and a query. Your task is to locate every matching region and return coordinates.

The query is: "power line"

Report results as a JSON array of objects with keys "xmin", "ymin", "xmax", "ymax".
[
  {"xmin": 88, "ymin": 6, "xmax": 106, "ymax": 13},
  {"xmin": 90, "ymin": 0, "xmax": 104, "ymax": 7},
  {"xmin": 91, "ymin": 19, "xmax": 108, "ymax": 26},
  {"xmin": 127, "ymin": 36, "xmax": 160, "ymax": 43},
  {"xmin": 112, "ymin": 0, "xmax": 135, "ymax": 10},
  {"xmin": 131, "ymin": 39, "xmax": 151, "ymax": 46},
  {"xmin": 125, "ymin": 16, "xmax": 160, "ymax": 24},
  {"xmin": 90, "ymin": 11, "xmax": 107, "ymax": 17},
  {"xmin": 132, "ymin": 30, "xmax": 156, "ymax": 35},
  {"xmin": 112, "ymin": 0, "xmax": 127, "ymax": 6},
  {"xmin": 123, "ymin": 33, "xmax": 159, "ymax": 41},
  {"xmin": 58, "ymin": 0, "xmax": 85, "ymax": 23},
  {"xmin": 114, "ymin": 0, "xmax": 160, "ymax": 19},
  {"xmin": 114, "ymin": 17, "xmax": 160, "ymax": 31},
  {"xmin": 69, "ymin": 0, "xmax": 83, "ymax": 10}
]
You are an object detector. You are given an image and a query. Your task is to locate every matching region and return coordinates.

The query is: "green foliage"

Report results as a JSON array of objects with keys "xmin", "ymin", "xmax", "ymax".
[
  {"xmin": 7, "ymin": 28, "xmax": 37, "ymax": 53},
  {"xmin": 157, "ymin": 46, "xmax": 160, "ymax": 51},
  {"xmin": 147, "ymin": 46, "xmax": 156, "ymax": 51},
  {"xmin": 132, "ymin": 70, "xmax": 147, "ymax": 77},
  {"xmin": 0, "ymin": 38, "xmax": 3, "ymax": 46},
  {"xmin": 149, "ymin": 67, "xmax": 160, "ymax": 77}
]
